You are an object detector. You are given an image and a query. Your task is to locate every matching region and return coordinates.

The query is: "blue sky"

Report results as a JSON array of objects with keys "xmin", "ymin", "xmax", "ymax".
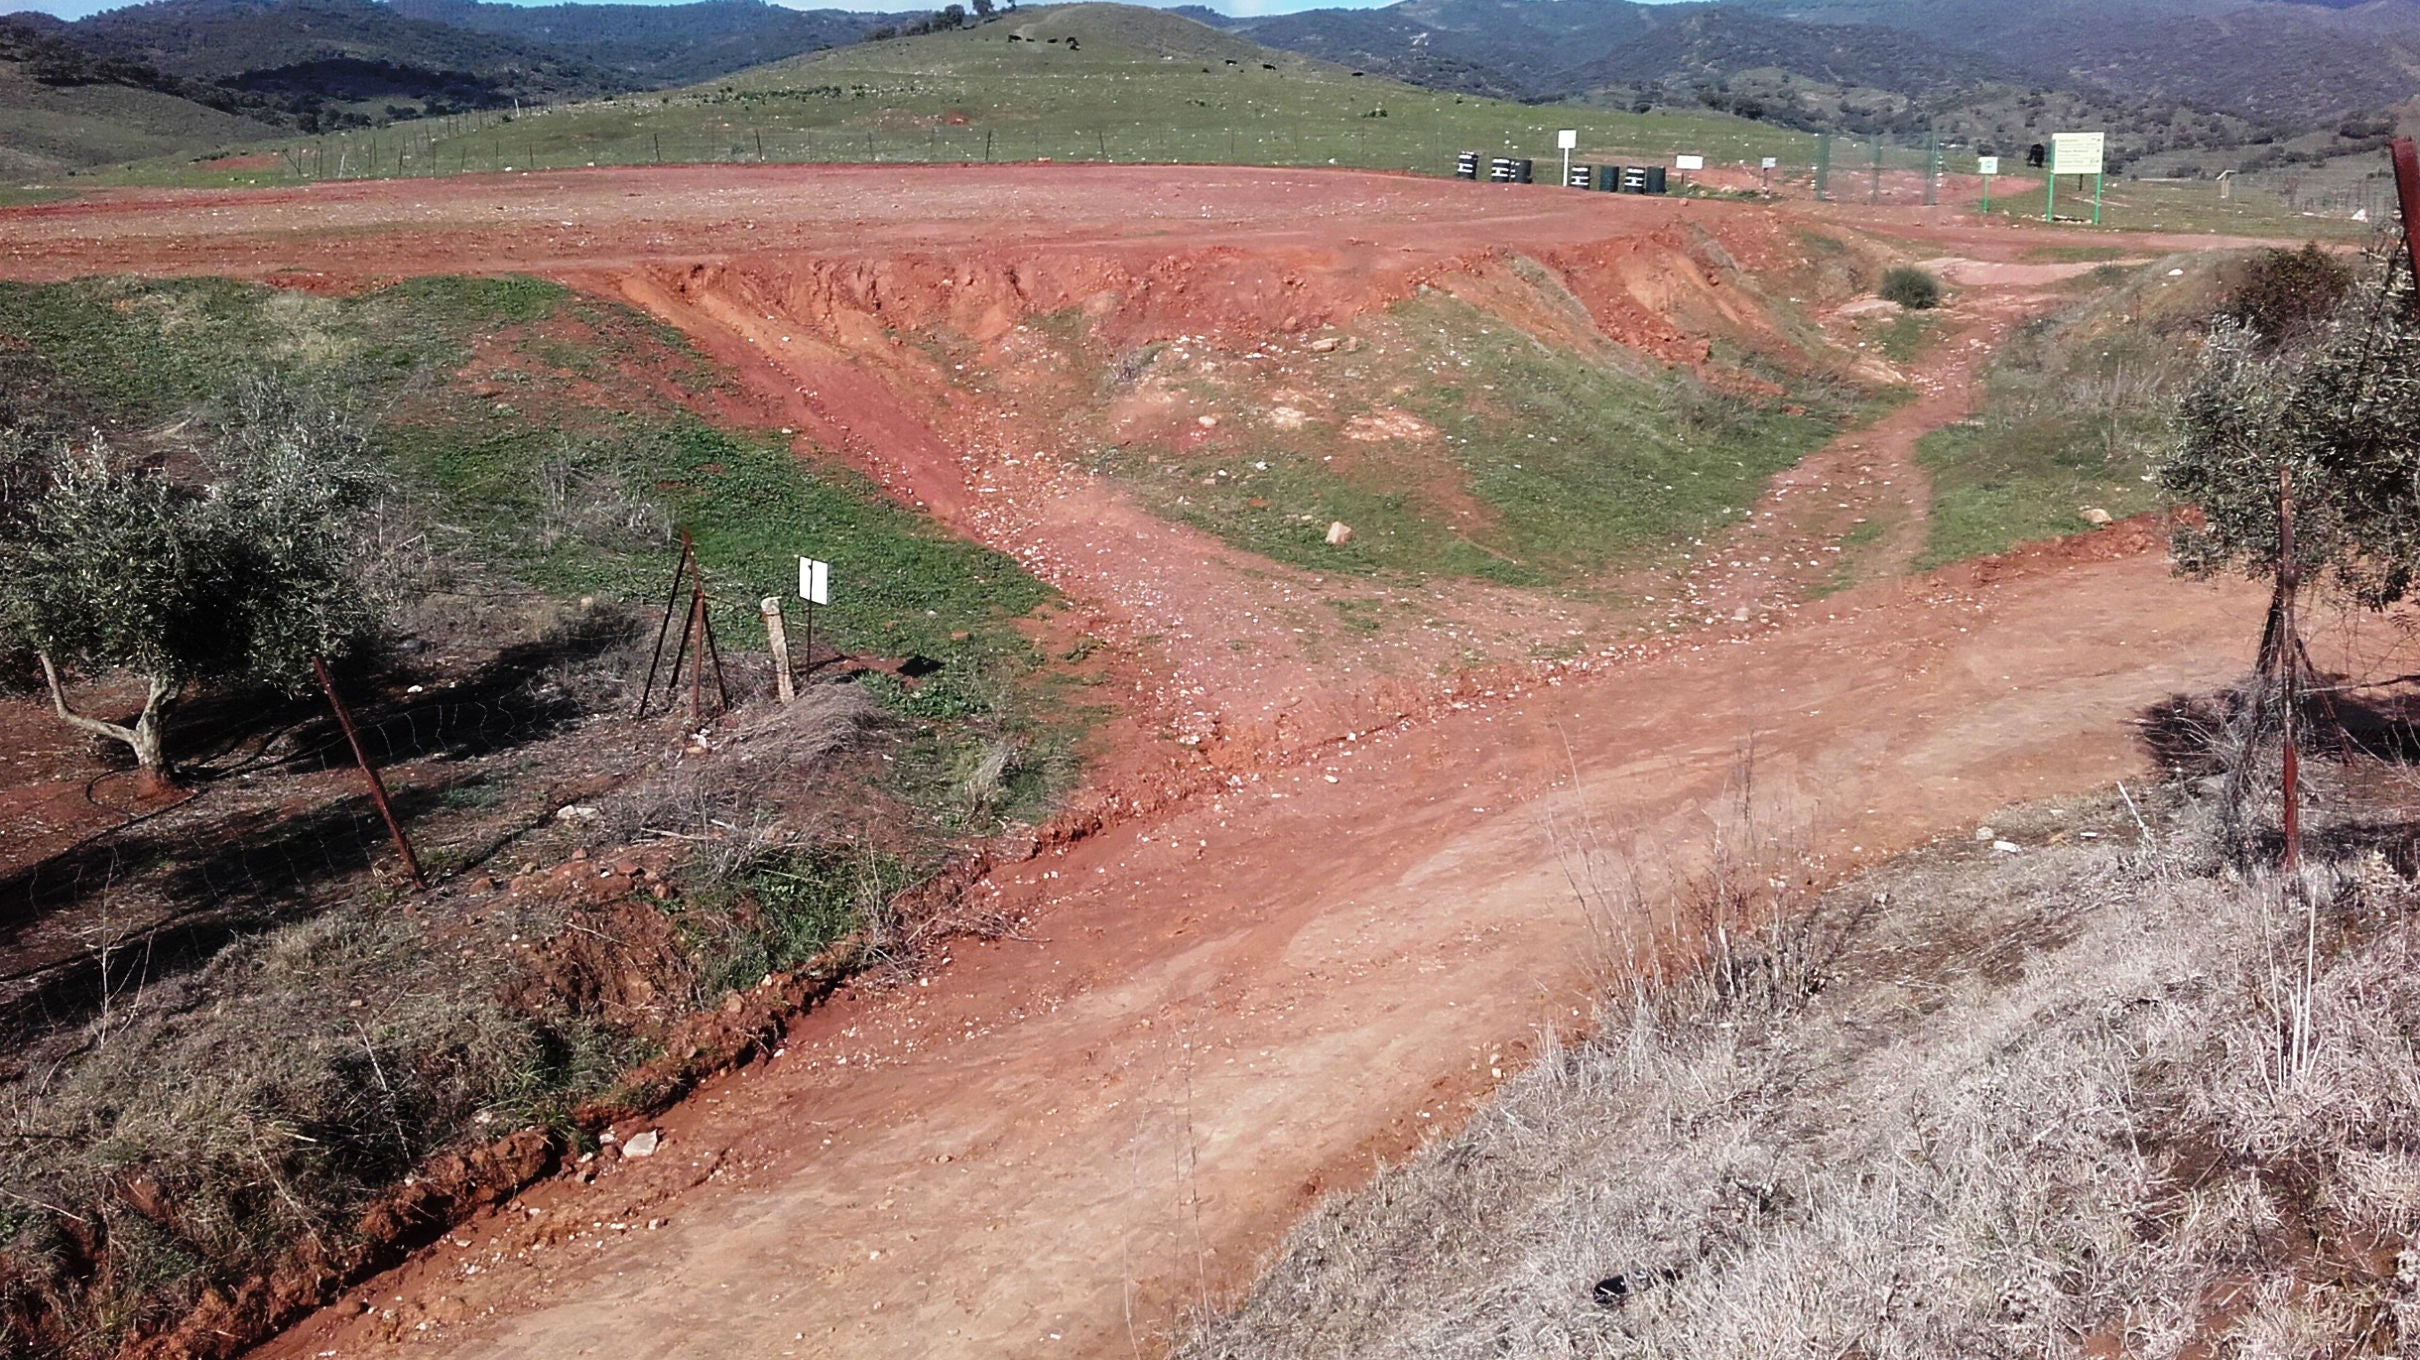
[{"xmin": 2, "ymin": 0, "xmax": 1428, "ymax": 20}]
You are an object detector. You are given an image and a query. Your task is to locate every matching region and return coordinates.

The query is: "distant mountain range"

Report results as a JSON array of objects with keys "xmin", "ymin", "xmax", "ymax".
[
  {"xmin": 0, "ymin": 0, "xmax": 894, "ymax": 137},
  {"xmin": 0, "ymin": 14, "xmax": 281, "ymax": 173},
  {"xmin": 1222, "ymin": 0, "xmax": 2420, "ymax": 132},
  {"xmin": 3, "ymin": 0, "xmax": 2413, "ymax": 177}
]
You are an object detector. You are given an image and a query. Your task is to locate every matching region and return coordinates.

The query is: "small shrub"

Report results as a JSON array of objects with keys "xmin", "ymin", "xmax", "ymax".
[
  {"xmin": 1878, "ymin": 265, "xmax": 1943, "ymax": 311},
  {"xmin": 2224, "ymin": 242, "xmax": 2354, "ymax": 348}
]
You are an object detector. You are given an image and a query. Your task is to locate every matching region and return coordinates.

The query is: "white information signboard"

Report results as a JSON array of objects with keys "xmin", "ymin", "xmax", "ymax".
[
  {"xmin": 799, "ymin": 556, "xmax": 830, "ymax": 606},
  {"xmin": 1556, "ymin": 129, "xmax": 1577, "ymax": 150},
  {"xmin": 1760, "ymin": 157, "xmax": 1778, "ymax": 170},
  {"xmin": 2049, "ymin": 132, "xmax": 2104, "ymax": 177},
  {"xmin": 1674, "ymin": 153, "xmax": 1706, "ymax": 171},
  {"xmin": 1977, "ymin": 155, "xmax": 2000, "ymax": 176}
]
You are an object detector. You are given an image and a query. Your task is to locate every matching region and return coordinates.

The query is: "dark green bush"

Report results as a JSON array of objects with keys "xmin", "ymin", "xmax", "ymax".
[{"xmin": 1878, "ymin": 266, "xmax": 1943, "ymax": 311}]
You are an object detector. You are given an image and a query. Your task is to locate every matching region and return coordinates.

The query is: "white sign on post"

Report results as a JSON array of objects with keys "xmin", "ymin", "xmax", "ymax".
[
  {"xmin": 1760, "ymin": 157, "xmax": 1778, "ymax": 170},
  {"xmin": 1977, "ymin": 155, "xmax": 2000, "ymax": 176},
  {"xmin": 1556, "ymin": 129, "xmax": 1577, "ymax": 150},
  {"xmin": 1674, "ymin": 154, "xmax": 1706, "ymax": 171},
  {"xmin": 799, "ymin": 556, "xmax": 830, "ymax": 606},
  {"xmin": 2049, "ymin": 132, "xmax": 2104, "ymax": 177}
]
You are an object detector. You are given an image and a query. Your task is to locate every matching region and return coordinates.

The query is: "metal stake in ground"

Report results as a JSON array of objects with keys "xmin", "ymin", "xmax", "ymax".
[
  {"xmin": 701, "ymin": 587, "xmax": 731, "ymax": 713},
  {"xmin": 799, "ymin": 555, "xmax": 831, "ymax": 678},
  {"xmin": 312, "ymin": 656, "xmax": 427, "ymax": 892},
  {"xmin": 687, "ymin": 585, "xmax": 709, "ymax": 723},
  {"xmin": 2279, "ymin": 465, "xmax": 2301, "ymax": 873},
  {"xmin": 638, "ymin": 531, "xmax": 699, "ymax": 719}
]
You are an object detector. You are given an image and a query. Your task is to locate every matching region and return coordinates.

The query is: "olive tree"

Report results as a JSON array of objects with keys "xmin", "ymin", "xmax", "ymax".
[
  {"xmin": 0, "ymin": 382, "xmax": 387, "ymax": 788},
  {"xmin": 2164, "ymin": 259, "xmax": 2420, "ymax": 609}
]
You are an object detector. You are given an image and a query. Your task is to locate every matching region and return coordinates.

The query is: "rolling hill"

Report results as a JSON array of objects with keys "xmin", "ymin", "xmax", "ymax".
[
  {"xmin": 383, "ymin": 0, "xmax": 888, "ymax": 87},
  {"xmin": 0, "ymin": 16, "xmax": 282, "ymax": 173},
  {"xmin": 11, "ymin": 0, "xmax": 898, "ymax": 134},
  {"xmin": 1230, "ymin": 0, "xmax": 2420, "ymax": 132},
  {"xmin": 114, "ymin": 3, "xmax": 1820, "ymax": 190},
  {"xmin": 47, "ymin": 0, "xmax": 640, "ymax": 125}
]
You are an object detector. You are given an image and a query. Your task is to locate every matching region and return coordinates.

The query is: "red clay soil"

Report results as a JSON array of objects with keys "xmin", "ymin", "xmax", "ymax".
[
  {"xmin": 0, "ymin": 166, "xmax": 2320, "ymax": 1359},
  {"xmin": 229, "ymin": 548, "xmax": 2284, "ymax": 1360}
]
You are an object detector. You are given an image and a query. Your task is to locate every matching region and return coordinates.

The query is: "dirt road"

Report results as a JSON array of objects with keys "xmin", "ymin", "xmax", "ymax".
[{"xmin": 240, "ymin": 544, "xmax": 2264, "ymax": 1360}]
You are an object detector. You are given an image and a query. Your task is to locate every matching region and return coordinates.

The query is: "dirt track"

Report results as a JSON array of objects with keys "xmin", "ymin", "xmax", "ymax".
[
  {"xmin": 0, "ymin": 166, "xmax": 2302, "ymax": 1358},
  {"xmin": 246, "ymin": 548, "xmax": 2267, "ymax": 1360}
]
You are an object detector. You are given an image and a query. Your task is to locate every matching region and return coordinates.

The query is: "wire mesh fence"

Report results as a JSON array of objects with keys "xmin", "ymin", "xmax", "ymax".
[
  {"xmin": 220, "ymin": 111, "xmax": 2385, "ymax": 234},
  {"xmin": 0, "ymin": 657, "xmax": 627, "ymax": 1044}
]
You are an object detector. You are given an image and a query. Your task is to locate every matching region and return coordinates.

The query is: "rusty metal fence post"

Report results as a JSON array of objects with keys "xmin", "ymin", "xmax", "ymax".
[{"xmin": 313, "ymin": 656, "xmax": 427, "ymax": 892}]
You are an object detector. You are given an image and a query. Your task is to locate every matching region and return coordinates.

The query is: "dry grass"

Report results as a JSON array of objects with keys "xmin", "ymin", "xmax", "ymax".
[
  {"xmin": 594, "ymin": 683, "xmax": 885, "ymax": 849},
  {"xmin": 0, "ymin": 908, "xmax": 629, "ymax": 1348},
  {"xmin": 1180, "ymin": 781, "xmax": 2420, "ymax": 1360}
]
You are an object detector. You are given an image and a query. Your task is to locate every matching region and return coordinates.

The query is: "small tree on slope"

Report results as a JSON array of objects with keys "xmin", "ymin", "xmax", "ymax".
[
  {"xmin": 0, "ymin": 381, "xmax": 388, "ymax": 788},
  {"xmin": 2164, "ymin": 256, "xmax": 2420, "ymax": 612}
]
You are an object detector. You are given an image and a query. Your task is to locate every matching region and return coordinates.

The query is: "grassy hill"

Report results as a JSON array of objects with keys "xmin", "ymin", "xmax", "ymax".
[
  {"xmin": 1720, "ymin": 0, "xmax": 2420, "ymax": 127},
  {"xmin": 384, "ymin": 0, "xmax": 887, "ymax": 88},
  {"xmin": 96, "ymin": 3, "xmax": 1819, "ymax": 188},
  {"xmin": 42, "ymin": 0, "xmax": 2390, "ymax": 235},
  {"xmin": 59, "ymin": 0, "xmax": 642, "ymax": 125},
  {"xmin": 0, "ymin": 18, "xmax": 282, "ymax": 176},
  {"xmin": 1231, "ymin": 0, "xmax": 2420, "ymax": 154}
]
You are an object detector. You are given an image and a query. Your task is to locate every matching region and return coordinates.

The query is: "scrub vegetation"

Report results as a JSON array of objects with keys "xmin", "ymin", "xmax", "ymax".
[{"xmin": 0, "ymin": 274, "xmax": 1071, "ymax": 1354}]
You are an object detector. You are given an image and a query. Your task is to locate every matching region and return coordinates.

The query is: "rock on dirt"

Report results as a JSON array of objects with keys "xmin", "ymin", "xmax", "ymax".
[
  {"xmin": 622, "ymin": 1130, "xmax": 661, "ymax": 1158},
  {"xmin": 2080, "ymin": 507, "xmax": 2114, "ymax": 526},
  {"xmin": 1325, "ymin": 522, "xmax": 1354, "ymax": 546}
]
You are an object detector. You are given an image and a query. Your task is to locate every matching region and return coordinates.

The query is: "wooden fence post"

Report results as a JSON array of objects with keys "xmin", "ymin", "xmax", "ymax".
[{"xmin": 762, "ymin": 597, "xmax": 796, "ymax": 704}]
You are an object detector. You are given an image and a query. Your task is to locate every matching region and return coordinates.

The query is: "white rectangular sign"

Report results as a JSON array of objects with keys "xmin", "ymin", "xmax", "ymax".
[
  {"xmin": 2049, "ymin": 132, "xmax": 2104, "ymax": 177},
  {"xmin": 1674, "ymin": 153, "xmax": 1706, "ymax": 171},
  {"xmin": 1556, "ymin": 129, "xmax": 1577, "ymax": 150},
  {"xmin": 1760, "ymin": 157, "xmax": 1778, "ymax": 170},
  {"xmin": 799, "ymin": 556, "xmax": 830, "ymax": 606},
  {"xmin": 1977, "ymin": 155, "xmax": 2000, "ymax": 176}
]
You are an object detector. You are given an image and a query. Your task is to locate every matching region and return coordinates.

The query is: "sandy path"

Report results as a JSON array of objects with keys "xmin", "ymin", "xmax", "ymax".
[{"xmin": 254, "ymin": 547, "xmax": 2266, "ymax": 1360}]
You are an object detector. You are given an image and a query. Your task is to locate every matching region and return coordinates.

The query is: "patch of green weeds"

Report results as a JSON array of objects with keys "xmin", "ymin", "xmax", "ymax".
[
  {"xmin": 1916, "ymin": 416, "xmax": 2164, "ymax": 566},
  {"xmin": 1095, "ymin": 298, "xmax": 1844, "ymax": 588},
  {"xmin": 1913, "ymin": 261, "xmax": 2202, "ymax": 567},
  {"xmin": 1392, "ymin": 297, "xmax": 1839, "ymax": 581},
  {"xmin": 682, "ymin": 844, "xmax": 906, "ymax": 997},
  {"xmin": 2021, "ymin": 244, "xmax": 2138, "ymax": 264},
  {"xmin": 1876, "ymin": 311, "xmax": 1938, "ymax": 363},
  {"xmin": 1327, "ymin": 598, "xmax": 1386, "ymax": 635}
]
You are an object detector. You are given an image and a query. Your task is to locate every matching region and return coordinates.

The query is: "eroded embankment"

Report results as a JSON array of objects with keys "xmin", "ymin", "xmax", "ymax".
[{"xmin": 581, "ymin": 214, "xmax": 1900, "ymax": 768}]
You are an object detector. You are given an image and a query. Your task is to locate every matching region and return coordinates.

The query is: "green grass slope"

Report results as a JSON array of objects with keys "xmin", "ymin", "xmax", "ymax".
[
  {"xmin": 0, "ymin": 24, "xmax": 282, "ymax": 177},
  {"xmin": 96, "ymin": 3, "xmax": 1810, "ymax": 188},
  {"xmin": 1914, "ymin": 255, "xmax": 2228, "ymax": 566}
]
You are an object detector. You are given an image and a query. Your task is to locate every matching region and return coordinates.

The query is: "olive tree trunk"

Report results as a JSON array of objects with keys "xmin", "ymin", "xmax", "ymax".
[{"xmin": 38, "ymin": 653, "xmax": 180, "ymax": 791}]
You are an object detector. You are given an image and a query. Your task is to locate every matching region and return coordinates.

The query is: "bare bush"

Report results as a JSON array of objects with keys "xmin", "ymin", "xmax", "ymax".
[
  {"xmin": 598, "ymin": 683, "xmax": 884, "ymax": 847},
  {"xmin": 533, "ymin": 444, "xmax": 672, "ymax": 555}
]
